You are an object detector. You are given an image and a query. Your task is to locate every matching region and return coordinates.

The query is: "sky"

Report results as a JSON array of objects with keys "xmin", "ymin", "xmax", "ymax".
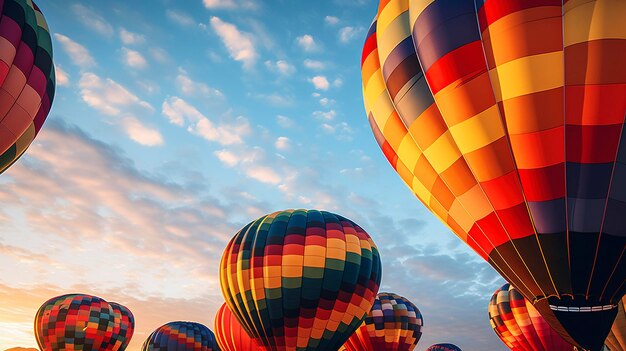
[{"xmin": 0, "ymin": 1, "xmax": 507, "ymax": 350}]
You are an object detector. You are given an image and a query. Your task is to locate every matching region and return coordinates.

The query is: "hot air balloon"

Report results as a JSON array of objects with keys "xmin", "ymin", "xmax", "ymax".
[
  {"xmin": 342, "ymin": 292, "xmax": 423, "ymax": 351},
  {"xmin": 34, "ymin": 294, "xmax": 117, "ymax": 351},
  {"xmin": 425, "ymin": 344, "xmax": 462, "ymax": 351},
  {"xmin": 109, "ymin": 302, "xmax": 135, "ymax": 351},
  {"xmin": 142, "ymin": 321, "xmax": 220, "ymax": 351},
  {"xmin": 0, "ymin": 0, "xmax": 55, "ymax": 174},
  {"xmin": 489, "ymin": 283, "xmax": 575, "ymax": 350},
  {"xmin": 605, "ymin": 296, "xmax": 625, "ymax": 351},
  {"xmin": 361, "ymin": 1, "xmax": 625, "ymax": 349},
  {"xmin": 220, "ymin": 209, "xmax": 383, "ymax": 351},
  {"xmin": 214, "ymin": 302, "xmax": 260, "ymax": 351}
]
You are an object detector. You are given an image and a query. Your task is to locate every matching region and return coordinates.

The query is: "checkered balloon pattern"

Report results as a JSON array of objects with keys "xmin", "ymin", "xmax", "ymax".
[
  {"xmin": 214, "ymin": 302, "xmax": 260, "ymax": 351},
  {"xmin": 220, "ymin": 209, "xmax": 383, "ymax": 351},
  {"xmin": 425, "ymin": 343, "xmax": 462, "ymax": 351},
  {"xmin": 109, "ymin": 302, "xmax": 135, "ymax": 351},
  {"xmin": 142, "ymin": 321, "xmax": 220, "ymax": 351},
  {"xmin": 342, "ymin": 292, "xmax": 423, "ymax": 351},
  {"xmin": 34, "ymin": 294, "xmax": 117, "ymax": 351},
  {"xmin": 0, "ymin": 0, "xmax": 55, "ymax": 174}
]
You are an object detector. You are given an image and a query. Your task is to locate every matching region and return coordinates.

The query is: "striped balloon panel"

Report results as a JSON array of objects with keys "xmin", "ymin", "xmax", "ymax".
[
  {"xmin": 141, "ymin": 321, "xmax": 220, "ymax": 351},
  {"xmin": 605, "ymin": 297, "xmax": 625, "ymax": 351},
  {"xmin": 220, "ymin": 209, "xmax": 382, "ymax": 351},
  {"xmin": 362, "ymin": 0, "xmax": 625, "ymax": 349},
  {"xmin": 342, "ymin": 292, "xmax": 423, "ymax": 351},
  {"xmin": 34, "ymin": 294, "xmax": 117, "ymax": 351},
  {"xmin": 214, "ymin": 302, "xmax": 262, "ymax": 351},
  {"xmin": 109, "ymin": 302, "xmax": 135, "ymax": 351},
  {"xmin": 0, "ymin": 0, "xmax": 55, "ymax": 174},
  {"xmin": 425, "ymin": 343, "xmax": 462, "ymax": 351},
  {"xmin": 489, "ymin": 284, "xmax": 575, "ymax": 351}
]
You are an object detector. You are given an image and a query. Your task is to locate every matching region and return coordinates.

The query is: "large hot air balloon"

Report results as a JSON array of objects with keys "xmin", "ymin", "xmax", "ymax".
[
  {"xmin": 0, "ymin": 0, "xmax": 55, "ymax": 174},
  {"xmin": 605, "ymin": 296, "xmax": 625, "ymax": 351},
  {"xmin": 109, "ymin": 302, "xmax": 135, "ymax": 351},
  {"xmin": 489, "ymin": 284, "xmax": 575, "ymax": 351},
  {"xmin": 34, "ymin": 294, "xmax": 117, "ymax": 351},
  {"xmin": 142, "ymin": 321, "xmax": 220, "ymax": 351},
  {"xmin": 361, "ymin": 1, "xmax": 625, "ymax": 349},
  {"xmin": 425, "ymin": 344, "xmax": 462, "ymax": 351},
  {"xmin": 342, "ymin": 292, "xmax": 423, "ymax": 351},
  {"xmin": 220, "ymin": 209, "xmax": 383, "ymax": 351},
  {"xmin": 214, "ymin": 302, "xmax": 260, "ymax": 351}
]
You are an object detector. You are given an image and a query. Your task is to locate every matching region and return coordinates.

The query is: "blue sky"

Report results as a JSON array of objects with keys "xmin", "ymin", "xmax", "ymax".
[{"xmin": 0, "ymin": 1, "xmax": 507, "ymax": 350}]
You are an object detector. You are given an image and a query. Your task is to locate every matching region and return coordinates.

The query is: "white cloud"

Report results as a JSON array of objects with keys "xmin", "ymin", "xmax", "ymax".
[
  {"xmin": 296, "ymin": 34, "xmax": 318, "ymax": 52},
  {"xmin": 333, "ymin": 78, "xmax": 343, "ymax": 88},
  {"xmin": 246, "ymin": 166, "xmax": 281, "ymax": 184},
  {"xmin": 313, "ymin": 110, "xmax": 336, "ymax": 121},
  {"xmin": 54, "ymin": 65, "xmax": 70, "ymax": 87},
  {"xmin": 79, "ymin": 72, "xmax": 153, "ymax": 116},
  {"xmin": 122, "ymin": 48, "xmax": 148, "ymax": 69},
  {"xmin": 54, "ymin": 34, "xmax": 95, "ymax": 68},
  {"xmin": 276, "ymin": 115, "xmax": 294, "ymax": 129},
  {"xmin": 214, "ymin": 149, "xmax": 240, "ymax": 167},
  {"xmin": 275, "ymin": 137, "xmax": 290, "ymax": 151},
  {"xmin": 71, "ymin": 4, "xmax": 114, "ymax": 37},
  {"xmin": 162, "ymin": 96, "xmax": 250, "ymax": 145},
  {"xmin": 166, "ymin": 10, "xmax": 196, "ymax": 27},
  {"xmin": 303, "ymin": 59, "xmax": 325, "ymax": 70},
  {"xmin": 176, "ymin": 69, "xmax": 224, "ymax": 99},
  {"xmin": 203, "ymin": 0, "xmax": 258, "ymax": 9},
  {"xmin": 338, "ymin": 26, "xmax": 364, "ymax": 43},
  {"xmin": 309, "ymin": 75, "xmax": 330, "ymax": 90},
  {"xmin": 325, "ymin": 16, "xmax": 340, "ymax": 25},
  {"xmin": 210, "ymin": 17, "xmax": 257, "ymax": 69},
  {"xmin": 119, "ymin": 28, "xmax": 145, "ymax": 45},
  {"xmin": 150, "ymin": 47, "xmax": 170, "ymax": 64},
  {"xmin": 319, "ymin": 97, "xmax": 334, "ymax": 106},
  {"xmin": 264, "ymin": 60, "xmax": 295, "ymax": 76},
  {"xmin": 120, "ymin": 116, "xmax": 164, "ymax": 146}
]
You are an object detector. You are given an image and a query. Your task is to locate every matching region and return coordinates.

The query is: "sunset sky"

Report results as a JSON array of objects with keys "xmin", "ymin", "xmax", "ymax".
[{"xmin": 0, "ymin": 1, "xmax": 507, "ymax": 350}]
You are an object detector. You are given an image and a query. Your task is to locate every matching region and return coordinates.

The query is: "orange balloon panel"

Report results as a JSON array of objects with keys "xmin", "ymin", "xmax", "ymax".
[
  {"xmin": 362, "ymin": 0, "xmax": 626, "ymax": 350},
  {"xmin": 214, "ymin": 302, "xmax": 262, "ymax": 351},
  {"xmin": 605, "ymin": 297, "xmax": 626, "ymax": 351}
]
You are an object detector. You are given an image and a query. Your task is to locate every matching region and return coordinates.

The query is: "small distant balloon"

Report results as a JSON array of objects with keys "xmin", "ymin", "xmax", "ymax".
[
  {"xmin": 425, "ymin": 344, "xmax": 462, "ymax": 351},
  {"xmin": 343, "ymin": 292, "xmax": 423, "ymax": 351},
  {"xmin": 142, "ymin": 321, "xmax": 220, "ymax": 351},
  {"xmin": 0, "ymin": 0, "xmax": 55, "ymax": 174}
]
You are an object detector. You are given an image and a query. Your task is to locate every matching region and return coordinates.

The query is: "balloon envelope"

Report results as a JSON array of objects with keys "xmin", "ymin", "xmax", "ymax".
[
  {"xmin": 34, "ymin": 294, "xmax": 117, "ymax": 351},
  {"xmin": 605, "ymin": 296, "xmax": 626, "ymax": 351},
  {"xmin": 489, "ymin": 284, "xmax": 574, "ymax": 351},
  {"xmin": 109, "ymin": 302, "xmax": 135, "ymax": 351},
  {"xmin": 342, "ymin": 292, "xmax": 423, "ymax": 351},
  {"xmin": 214, "ymin": 302, "xmax": 260, "ymax": 351},
  {"xmin": 142, "ymin": 321, "xmax": 220, "ymax": 351},
  {"xmin": 425, "ymin": 344, "xmax": 462, "ymax": 351},
  {"xmin": 361, "ymin": 1, "xmax": 626, "ymax": 349},
  {"xmin": 220, "ymin": 209, "xmax": 382, "ymax": 351},
  {"xmin": 0, "ymin": 0, "xmax": 55, "ymax": 174}
]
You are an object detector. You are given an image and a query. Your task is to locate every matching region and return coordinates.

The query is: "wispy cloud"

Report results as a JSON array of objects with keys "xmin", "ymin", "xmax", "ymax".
[
  {"xmin": 166, "ymin": 9, "xmax": 196, "ymax": 27},
  {"xmin": 119, "ymin": 28, "xmax": 146, "ymax": 45},
  {"xmin": 203, "ymin": 0, "xmax": 258, "ymax": 9},
  {"xmin": 264, "ymin": 60, "xmax": 295, "ymax": 76},
  {"xmin": 54, "ymin": 34, "xmax": 95, "ymax": 68},
  {"xmin": 176, "ymin": 69, "xmax": 224, "ymax": 99},
  {"xmin": 325, "ymin": 16, "xmax": 340, "ymax": 25},
  {"xmin": 121, "ymin": 48, "xmax": 148, "ymax": 69},
  {"xmin": 276, "ymin": 115, "xmax": 294, "ymax": 129},
  {"xmin": 71, "ymin": 4, "xmax": 114, "ymax": 37},
  {"xmin": 338, "ymin": 26, "xmax": 365, "ymax": 43},
  {"xmin": 309, "ymin": 75, "xmax": 330, "ymax": 90},
  {"xmin": 54, "ymin": 65, "xmax": 70, "ymax": 87},
  {"xmin": 275, "ymin": 136, "xmax": 290, "ymax": 151},
  {"xmin": 79, "ymin": 72, "xmax": 153, "ymax": 116},
  {"xmin": 296, "ymin": 34, "xmax": 319, "ymax": 52},
  {"xmin": 120, "ymin": 116, "xmax": 164, "ymax": 146},
  {"xmin": 313, "ymin": 110, "xmax": 336, "ymax": 121},
  {"xmin": 303, "ymin": 59, "xmax": 325, "ymax": 70},
  {"xmin": 210, "ymin": 17, "xmax": 257, "ymax": 69},
  {"xmin": 162, "ymin": 97, "xmax": 250, "ymax": 145}
]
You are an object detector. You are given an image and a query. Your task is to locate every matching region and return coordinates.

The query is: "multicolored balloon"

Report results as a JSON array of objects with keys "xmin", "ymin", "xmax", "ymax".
[
  {"xmin": 342, "ymin": 292, "xmax": 423, "ymax": 351},
  {"xmin": 605, "ymin": 296, "xmax": 625, "ymax": 351},
  {"xmin": 0, "ymin": 0, "xmax": 55, "ymax": 174},
  {"xmin": 34, "ymin": 294, "xmax": 117, "ymax": 351},
  {"xmin": 109, "ymin": 302, "xmax": 135, "ymax": 351},
  {"xmin": 142, "ymin": 321, "xmax": 220, "ymax": 351},
  {"xmin": 220, "ymin": 209, "xmax": 383, "ymax": 351},
  {"xmin": 489, "ymin": 284, "xmax": 575, "ymax": 351},
  {"xmin": 361, "ymin": 1, "xmax": 626, "ymax": 349},
  {"xmin": 214, "ymin": 302, "xmax": 260, "ymax": 351},
  {"xmin": 425, "ymin": 343, "xmax": 462, "ymax": 351}
]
